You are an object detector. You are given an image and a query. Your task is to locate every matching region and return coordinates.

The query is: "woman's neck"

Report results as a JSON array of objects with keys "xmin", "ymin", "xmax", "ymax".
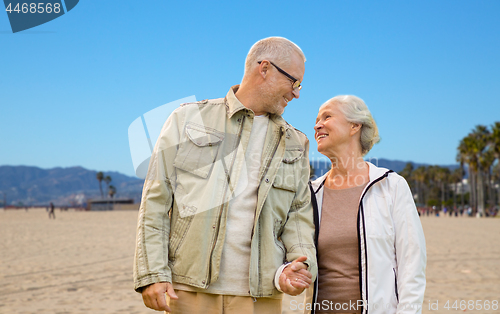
[{"xmin": 326, "ymin": 152, "xmax": 369, "ymax": 189}]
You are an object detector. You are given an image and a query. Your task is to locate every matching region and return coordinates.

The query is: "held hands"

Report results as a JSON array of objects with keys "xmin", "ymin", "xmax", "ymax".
[
  {"xmin": 279, "ymin": 256, "xmax": 313, "ymax": 296},
  {"xmin": 141, "ymin": 282, "xmax": 178, "ymax": 312}
]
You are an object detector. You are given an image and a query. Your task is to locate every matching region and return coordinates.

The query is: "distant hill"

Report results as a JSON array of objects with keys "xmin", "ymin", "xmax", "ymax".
[
  {"xmin": 310, "ymin": 158, "xmax": 460, "ymax": 179},
  {"xmin": 0, "ymin": 166, "xmax": 144, "ymax": 207},
  {"xmin": 0, "ymin": 159, "xmax": 460, "ymax": 206}
]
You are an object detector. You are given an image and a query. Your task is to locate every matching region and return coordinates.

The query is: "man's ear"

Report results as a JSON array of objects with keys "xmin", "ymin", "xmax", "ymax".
[
  {"xmin": 259, "ymin": 60, "xmax": 270, "ymax": 78},
  {"xmin": 350, "ymin": 123, "xmax": 362, "ymax": 135}
]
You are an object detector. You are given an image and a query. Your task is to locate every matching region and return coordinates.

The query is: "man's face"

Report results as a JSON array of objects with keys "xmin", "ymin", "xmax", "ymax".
[{"xmin": 260, "ymin": 52, "xmax": 305, "ymax": 115}]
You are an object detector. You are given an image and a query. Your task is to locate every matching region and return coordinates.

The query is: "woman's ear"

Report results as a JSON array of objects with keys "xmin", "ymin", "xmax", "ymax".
[{"xmin": 350, "ymin": 123, "xmax": 362, "ymax": 136}]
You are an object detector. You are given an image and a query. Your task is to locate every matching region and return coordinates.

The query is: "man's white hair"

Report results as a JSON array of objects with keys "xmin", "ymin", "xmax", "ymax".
[{"xmin": 244, "ymin": 37, "xmax": 306, "ymax": 75}]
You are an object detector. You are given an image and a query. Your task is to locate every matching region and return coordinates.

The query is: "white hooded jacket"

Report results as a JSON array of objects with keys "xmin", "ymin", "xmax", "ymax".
[{"xmin": 304, "ymin": 162, "xmax": 426, "ymax": 314}]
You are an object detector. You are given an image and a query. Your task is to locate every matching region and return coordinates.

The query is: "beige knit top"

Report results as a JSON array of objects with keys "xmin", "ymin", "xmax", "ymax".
[{"xmin": 316, "ymin": 183, "xmax": 367, "ymax": 314}]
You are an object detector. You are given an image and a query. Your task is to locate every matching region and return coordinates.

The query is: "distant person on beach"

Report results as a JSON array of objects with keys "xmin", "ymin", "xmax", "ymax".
[
  {"xmin": 134, "ymin": 37, "xmax": 317, "ymax": 314},
  {"xmin": 306, "ymin": 95, "xmax": 426, "ymax": 313},
  {"xmin": 48, "ymin": 202, "xmax": 55, "ymax": 219}
]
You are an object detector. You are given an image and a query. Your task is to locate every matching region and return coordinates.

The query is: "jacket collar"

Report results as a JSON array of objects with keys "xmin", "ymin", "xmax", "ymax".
[
  {"xmin": 310, "ymin": 161, "xmax": 390, "ymax": 194},
  {"xmin": 225, "ymin": 85, "xmax": 288, "ymax": 128},
  {"xmin": 225, "ymin": 85, "xmax": 248, "ymax": 118}
]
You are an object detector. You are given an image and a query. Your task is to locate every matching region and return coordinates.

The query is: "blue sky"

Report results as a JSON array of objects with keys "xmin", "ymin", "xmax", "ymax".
[{"xmin": 1, "ymin": 1, "xmax": 499, "ymax": 177}]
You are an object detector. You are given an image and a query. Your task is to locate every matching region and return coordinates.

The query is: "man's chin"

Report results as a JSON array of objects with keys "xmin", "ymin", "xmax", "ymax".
[
  {"xmin": 273, "ymin": 103, "xmax": 286, "ymax": 116},
  {"xmin": 272, "ymin": 108, "xmax": 285, "ymax": 116}
]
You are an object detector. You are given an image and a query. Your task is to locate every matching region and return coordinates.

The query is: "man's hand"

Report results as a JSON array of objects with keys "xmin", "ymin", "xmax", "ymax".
[
  {"xmin": 141, "ymin": 282, "xmax": 178, "ymax": 312},
  {"xmin": 279, "ymin": 256, "xmax": 313, "ymax": 296}
]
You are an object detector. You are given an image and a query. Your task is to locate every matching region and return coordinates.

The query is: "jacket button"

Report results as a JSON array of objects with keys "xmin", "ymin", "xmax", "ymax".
[
  {"xmin": 212, "ymin": 224, "xmax": 216, "ymax": 228},
  {"xmin": 237, "ymin": 118, "xmax": 242, "ymax": 122},
  {"xmin": 202, "ymin": 280, "xmax": 206, "ymax": 284},
  {"xmin": 265, "ymin": 178, "xmax": 269, "ymax": 183}
]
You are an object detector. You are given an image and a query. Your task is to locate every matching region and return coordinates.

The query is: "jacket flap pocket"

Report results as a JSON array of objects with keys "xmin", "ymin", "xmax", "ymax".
[
  {"xmin": 186, "ymin": 124, "xmax": 224, "ymax": 147},
  {"xmin": 282, "ymin": 148, "xmax": 303, "ymax": 164},
  {"xmin": 272, "ymin": 148, "xmax": 303, "ymax": 192}
]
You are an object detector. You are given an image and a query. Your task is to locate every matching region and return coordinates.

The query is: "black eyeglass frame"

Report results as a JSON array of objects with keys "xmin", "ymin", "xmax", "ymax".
[{"xmin": 258, "ymin": 60, "xmax": 302, "ymax": 91}]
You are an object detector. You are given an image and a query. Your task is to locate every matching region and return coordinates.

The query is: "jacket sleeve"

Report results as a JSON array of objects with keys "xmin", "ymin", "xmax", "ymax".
[
  {"xmin": 280, "ymin": 138, "xmax": 318, "ymax": 281},
  {"xmin": 133, "ymin": 108, "xmax": 183, "ymax": 292},
  {"xmin": 392, "ymin": 175, "xmax": 427, "ymax": 313}
]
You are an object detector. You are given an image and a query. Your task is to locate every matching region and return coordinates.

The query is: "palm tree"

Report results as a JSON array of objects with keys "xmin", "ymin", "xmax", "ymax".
[
  {"xmin": 400, "ymin": 163, "xmax": 416, "ymax": 201},
  {"xmin": 412, "ymin": 166, "xmax": 427, "ymax": 206},
  {"xmin": 481, "ymin": 148, "xmax": 495, "ymax": 211},
  {"xmin": 491, "ymin": 122, "xmax": 500, "ymax": 159},
  {"xmin": 400, "ymin": 162, "xmax": 414, "ymax": 179},
  {"xmin": 450, "ymin": 168, "xmax": 462, "ymax": 212},
  {"xmin": 108, "ymin": 185, "xmax": 116, "ymax": 198},
  {"xmin": 96, "ymin": 171, "xmax": 104, "ymax": 199},
  {"xmin": 492, "ymin": 162, "xmax": 500, "ymax": 209},
  {"xmin": 435, "ymin": 167, "xmax": 450, "ymax": 210},
  {"xmin": 104, "ymin": 176, "xmax": 112, "ymax": 197},
  {"xmin": 457, "ymin": 125, "xmax": 491, "ymax": 216},
  {"xmin": 490, "ymin": 122, "xmax": 500, "ymax": 209},
  {"xmin": 462, "ymin": 136, "xmax": 479, "ymax": 213},
  {"xmin": 472, "ymin": 125, "xmax": 491, "ymax": 216},
  {"xmin": 424, "ymin": 165, "xmax": 438, "ymax": 208},
  {"xmin": 456, "ymin": 144, "xmax": 468, "ymax": 211}
]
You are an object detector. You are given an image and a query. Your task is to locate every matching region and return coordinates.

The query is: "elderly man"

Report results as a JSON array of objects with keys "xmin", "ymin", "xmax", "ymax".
[{"xmin": 134, "ymin": 37, "xmax": 317, "ymax": 314}]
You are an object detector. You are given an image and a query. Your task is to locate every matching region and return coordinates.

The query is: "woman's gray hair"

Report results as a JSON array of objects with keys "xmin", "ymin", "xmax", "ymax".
[
  {"xmin": 327, "ymin": 95, "xmax": 380, "ymax": 156},
  {"xmin": 244, "ymin": 37, "xmax": 306, "ymax": 75}
]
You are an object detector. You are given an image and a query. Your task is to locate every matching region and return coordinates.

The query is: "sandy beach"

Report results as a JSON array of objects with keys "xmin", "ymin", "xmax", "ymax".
[{"xmin": 1, "ymin": 209, "xmax": 499, "ymax": 314}]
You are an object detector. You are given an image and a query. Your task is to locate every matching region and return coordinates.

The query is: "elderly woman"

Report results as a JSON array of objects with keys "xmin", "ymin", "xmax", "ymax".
[{"xmin": 305, "ymin": 95, "xmax": 426, "ymax": 314}]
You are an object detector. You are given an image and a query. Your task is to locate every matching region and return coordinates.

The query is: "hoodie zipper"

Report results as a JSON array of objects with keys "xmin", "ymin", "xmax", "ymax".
[
  {"xmin": 357, "ymin": 170, "xmax": 393, "ymax": 314},
  {"xmin": 393, "ymin": 268, "xmax": 399, "ymax": 301}
]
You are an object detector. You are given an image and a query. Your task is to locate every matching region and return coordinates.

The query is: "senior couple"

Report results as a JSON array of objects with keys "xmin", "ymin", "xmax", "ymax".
[{"xmin": 133, "ymin": 37, "xmax": 426, "ymax": 314}]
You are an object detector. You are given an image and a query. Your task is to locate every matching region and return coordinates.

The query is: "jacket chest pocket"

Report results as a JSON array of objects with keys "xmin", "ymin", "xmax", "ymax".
[
  {"xmin": 272, "ymin": 148, "xmax": 303, "ymax": 192},
  {"xmin": 173, "ymin": 123, "xmax": 224, "ymax": 178}
]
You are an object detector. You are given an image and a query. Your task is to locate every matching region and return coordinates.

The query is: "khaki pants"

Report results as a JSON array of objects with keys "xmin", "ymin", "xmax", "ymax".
[{"xmin": 166, "ymin": 290, "xmax": 282, "ymax": 314}]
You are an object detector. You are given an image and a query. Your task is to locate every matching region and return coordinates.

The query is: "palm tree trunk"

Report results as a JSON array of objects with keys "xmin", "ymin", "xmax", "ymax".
[
  {"xmin": 477, "ymin": 170, "xmax": 485, "ymax": 216},
  {"xmin": 469, "ymin": 172, "xmax": 476, "ymax": 211},
  {"xmin": 460, "ymin": 179, "xmax": 464, "ymax": 213},
  {"xmin": 453, "ymin": 181, "xmax": 457, "ymax": 212},
  {"xmin": 497, "ymin": 183, "xmax": 500, "ymax": 208},
  {"xmin": 487, "ymin": 170, "xmax": 494, "ymax": 210},
  {"xmin": 441, "ymin": 182, "xmax": 445, "ymax": 210}
]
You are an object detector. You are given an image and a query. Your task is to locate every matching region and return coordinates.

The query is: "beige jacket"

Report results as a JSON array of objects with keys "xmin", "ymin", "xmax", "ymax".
[{"xmin": 134, "ymin": 86, "xmax": 317, "ymax": 298}]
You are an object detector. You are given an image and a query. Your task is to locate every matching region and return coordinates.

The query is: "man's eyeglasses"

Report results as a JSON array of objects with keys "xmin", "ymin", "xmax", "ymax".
[{"xmin": 258, "ymin": 60, "xmax": 302, "ymax": 91}]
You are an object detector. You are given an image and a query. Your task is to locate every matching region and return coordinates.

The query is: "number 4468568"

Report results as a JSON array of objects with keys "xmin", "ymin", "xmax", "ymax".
[
  {"xmin": 5, "ymin": 3, "xmax": 61, "ymax": 14},
  {"xmin": 443, "ymin": 300, "xmax": 498, "ymax": 311}
]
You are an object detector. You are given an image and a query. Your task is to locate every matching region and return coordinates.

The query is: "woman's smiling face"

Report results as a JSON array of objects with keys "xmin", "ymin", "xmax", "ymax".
[{"xmin": 314, "ymin": 101, "xmax": 354, "ymax": 156}]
